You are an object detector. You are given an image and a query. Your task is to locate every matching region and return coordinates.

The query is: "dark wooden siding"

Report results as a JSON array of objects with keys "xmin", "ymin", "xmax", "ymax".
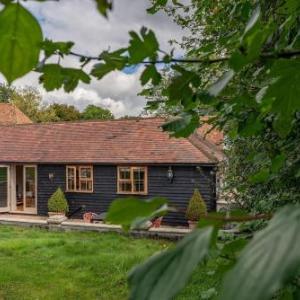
[{"xmin": 37, "ymin": 164, "xmax": 216, "ymax": 226}]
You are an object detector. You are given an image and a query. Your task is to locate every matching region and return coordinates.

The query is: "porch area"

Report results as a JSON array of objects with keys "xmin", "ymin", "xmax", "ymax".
[{"xmin": 0, "ymin": 213, "xmax": 191, "ymax": 240}]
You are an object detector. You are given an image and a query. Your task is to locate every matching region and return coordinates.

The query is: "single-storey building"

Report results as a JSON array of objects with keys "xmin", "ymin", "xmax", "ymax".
[{"xmin": 0, "ymin": 117, "xmax": 223, "ymax": 225}]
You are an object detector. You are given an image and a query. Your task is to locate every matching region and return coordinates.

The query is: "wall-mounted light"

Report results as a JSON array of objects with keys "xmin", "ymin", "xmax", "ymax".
[
  {"xmin": 167, "ymin": 166, "xmax": 174, "ymax": 183},
  {"xmin": 210, "ymin": 166, "xmax": 218, "ymax": 176},
  {"xmin": 49, "ymin": 173, "xmax": 54, "ymax": 181},
  {"xmin": 196, "ymin": 166, "xmax": 202, "ymax": 172}
]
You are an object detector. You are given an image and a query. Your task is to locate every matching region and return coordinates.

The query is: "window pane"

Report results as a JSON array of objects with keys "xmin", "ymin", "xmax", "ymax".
[
  {"xmin": 0, "ymin": 167, "xmax": 8, "ymax": 208},
  {"xmin": 76, "ymin": 169, "xmax": 80, "ymax": 190},
  {"xmin": 80, "ymin": 181, "xmax": 87, "ymax": 191},
  {"xmin": 25, "ymin": 167, "xmax": 36, "ymax": 208},
  {"xmin": 68, "ymin": 179, "xmax": 75, "ymax": 190},
  {"xmin": 80, "ymin": 167, "xmax": 91, "ymax": 179},
  {"xmin": 87, "ymin": 180, "xmax": 93, "ymax": 191},
  {"xmin": 67, "ymin": 167, "xmax": 75, "ymax": 178},
  {"xmin": 119, "ymin": 168, "xmax": 131, "ymax": 180},
  {"xmin": 119, "ymin": 181, "xmax": 132, "ymax": 192},
  {"xmin": 133, "ymin": 168, "xmax": 145, "ymax": 192},
  {"xmin": 133, "ymin": 181, "xmax": 144, "ymax": 193},
  {"xmin": 133, "ymin": 168, "xmax": 145, "ymax": 180}
]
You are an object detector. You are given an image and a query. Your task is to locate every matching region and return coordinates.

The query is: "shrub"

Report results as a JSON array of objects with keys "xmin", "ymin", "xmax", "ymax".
[
  {"xmin": 186, "ymin": 189, "xmax": 207, "ymax": 221},
  {"xmin": 48, "ymin": 187, "xmax": 69, "ymax": 213}
]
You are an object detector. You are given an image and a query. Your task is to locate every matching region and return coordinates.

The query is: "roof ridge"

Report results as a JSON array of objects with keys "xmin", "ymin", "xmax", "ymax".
[
  {"xmin": 188, "ymin": 132, "xmax": 224, "ymax": 162},
  {"xmin": 0, "ymin": 116, "xmax": 165, "ymax": 127}
]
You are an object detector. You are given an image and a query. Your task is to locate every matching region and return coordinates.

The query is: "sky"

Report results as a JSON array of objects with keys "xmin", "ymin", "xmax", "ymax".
[{"xmin": 1, "ymin": 0, "xmax": 184, "ymax": 117}]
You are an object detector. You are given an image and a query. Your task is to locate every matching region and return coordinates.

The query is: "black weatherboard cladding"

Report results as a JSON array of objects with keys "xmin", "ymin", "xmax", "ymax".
[{"xmin": 37, "ymin": 164, "xmax": 216, "ymax": 226}]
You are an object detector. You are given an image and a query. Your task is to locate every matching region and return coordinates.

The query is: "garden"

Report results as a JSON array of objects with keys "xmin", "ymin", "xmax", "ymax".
[{"xmin": 0, "ymin": 225, "xmax": 224, "ymax": 300}]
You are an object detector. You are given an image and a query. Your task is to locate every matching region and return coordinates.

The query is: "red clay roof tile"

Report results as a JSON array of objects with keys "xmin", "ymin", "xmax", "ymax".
[
  {"xmin": 0, "ymin": 118, "xmax": 223, "ymax": 164},
  {"xmin": 0, "ymin": 103, "xmax": 32, "ymax": 125}
]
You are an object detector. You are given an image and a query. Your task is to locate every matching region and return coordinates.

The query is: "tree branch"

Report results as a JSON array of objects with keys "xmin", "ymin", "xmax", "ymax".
[{"xmin": 69, "ymin": 49, "xmax": 300, "ymax": 65}]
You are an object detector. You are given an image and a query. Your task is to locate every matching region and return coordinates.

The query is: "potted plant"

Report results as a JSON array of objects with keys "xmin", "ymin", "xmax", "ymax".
[
  {"xmin": 186, "ymin": 188, "xmax": 207, "ymax": 229},
  {"xmin": 47, "ymin": 187, "xmax": 69, "ymax": 224}
]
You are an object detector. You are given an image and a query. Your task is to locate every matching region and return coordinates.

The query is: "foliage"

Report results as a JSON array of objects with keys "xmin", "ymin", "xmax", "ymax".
[
  {"xmin": 105, "ymin": 197, "xmax": 168, "ymax": 231},
  {"xmin": 0, "ymin": 84, "xmax": 114, "ymax": 123},
  {"xmin": 47, "ymin": 103, "xmax": 81, "ymax": 122},
  {"xmin": 48, "ymin": 187, "xmax": 69, "ymax": 213},
  {"xmin": 220, "ymin": 205, "xmax": 300, "ymax": 300},
  {"xmin": 0, "ymin": 83, "xmax": 13, "ymax": 102},
  {"xmin": 81, "ymin": 104, "xmax": 114, "ymax": 120},
  {"xmin": 128, "ymin": 228, "xmax": 213, "ymax": 300},
  {"xmin": 186, "ymin": 189, "xmax": 207, "ymax": 221},
  {"xmin": 0, "ymin": 3, "xmax": 42, "ymax": 83},
  {"xmin": 222, "ymin": 119, "xmax": 300, "ymax": 213},
  {"xmin": 8, "ymin": 85, "xmax": 43, "ymax": 121}
]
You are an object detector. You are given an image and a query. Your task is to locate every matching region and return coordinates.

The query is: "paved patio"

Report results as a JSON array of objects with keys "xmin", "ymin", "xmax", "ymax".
[{"xmin": 0, "ymin": 213, "xmax": 191, "ymax": 240}]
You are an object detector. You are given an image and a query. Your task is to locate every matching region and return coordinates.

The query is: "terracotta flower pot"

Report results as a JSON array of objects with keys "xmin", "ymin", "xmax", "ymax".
[
  {"xmin": 152, "ymin": 217, "xmax": 163, "ymax": 228},
  {"xmin": 83, "ymin": 212, "xmax": 93, "ymax": 223}
]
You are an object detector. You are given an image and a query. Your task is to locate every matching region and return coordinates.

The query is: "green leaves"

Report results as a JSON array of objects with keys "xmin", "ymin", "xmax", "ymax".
[
  {"xmin": 166, "ymin": 66, "xmax": 199, "ymax": 104},
  {"xmin": 0, "ymin": 3, "xmax": 43, "ymax": 83},
  {"xmin": 41, "ymin": 39, "xmax": 74, "ymax": 58},
  {"xmin": 244, "ymin": 5, "xmax": 260, "ymax": 35},
  {"xmin": 161, "ymin": 113, "xmax": 199, "ymax": 137},
  {"xmin": 128, "ymin": 228, "xmax": 213, "ymax": 300},
  {"xmin": 140, "ymin": 65, "xmax": 162, "ymax": 86},
  {"xmin": 219, "ymin": 205, "xmax": 300, "ymax": 300},
  {"xmin": 94, "ymin": 0, "xmax": 113, "ymax": 18},
  {"xmin": 91, "ymin": 49, "xmax": 127, "ymax": 79},
  {"xmin": 105, "ymin": 197, "xmax": 168, "ymax": 231},
  {"xmin": 208, "ymin": 70, "xmax": 234, "ymax": 97},
  {"xmin": 262, "ymin": 59, "xmax": 300, "ymax": 137},
  {"xmin": 39, "ymin": 64, "xmax": 90, "ymax": 92},
  {"xmin": 147, "ymin": 0, "xmax": 168, "ymax": 14},
  {"xmin": 128, "ymin": 27, "xmax": 159, "ymax": 64}
]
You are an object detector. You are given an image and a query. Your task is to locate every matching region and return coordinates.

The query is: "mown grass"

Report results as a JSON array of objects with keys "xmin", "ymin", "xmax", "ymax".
[
  {"xmin": 0, "ymin": 225, "xmax": 222, "ymax": 300},
  {"xmin": 0, "ymin": 225, "xmax": 169, "ymax": 300}
]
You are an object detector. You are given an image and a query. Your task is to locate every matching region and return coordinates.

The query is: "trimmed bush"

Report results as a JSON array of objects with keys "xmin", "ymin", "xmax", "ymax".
[
  {"xmin": 48, "ymin": 187, "xmax": 69, "ymax": 213},
  {"xmin": 186, "ymin": 189, "xmax": 207, "ymax": 221}
]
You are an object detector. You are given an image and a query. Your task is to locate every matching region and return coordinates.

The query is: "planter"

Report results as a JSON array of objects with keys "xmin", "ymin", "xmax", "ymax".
[
  {"xmin": 83, "ymin": 212, "xmax": 93, "ymax": 223},
  {"xmin": 188, "ymin": 220, "xmax": 198, "ymax": 230},
  {"xmin": 47, "ymin": 212, "xmax": 67, "ymax": 224},
  {"xmin": 152, "ymin": 217, "xmax": 163, "ymax": 228}
]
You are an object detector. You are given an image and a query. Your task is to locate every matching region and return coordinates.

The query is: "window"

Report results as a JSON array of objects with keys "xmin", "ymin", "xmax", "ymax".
[
  {"xmin": 117, "ymin": 166, "xmax": 148, "ymax": 194},
  {"xmin": 66, "ymin": 166, "xmax": 93, "ymax": 192}
]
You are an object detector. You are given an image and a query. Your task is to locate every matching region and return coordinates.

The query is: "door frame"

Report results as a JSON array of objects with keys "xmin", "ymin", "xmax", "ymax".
[
  {"xmin": 0, "ymin": 165, "xmax": 10, "ymax": 212},
  {"xmin": 23, "ymin": 165, "xmax": 38, "ymax": 214},
  {"xmin": 10, "ymin": 164, "xmax": 38, "ymax": 214}
]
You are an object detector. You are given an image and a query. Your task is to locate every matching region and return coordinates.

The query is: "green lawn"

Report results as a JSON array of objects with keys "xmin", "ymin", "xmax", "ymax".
[
  {"xmin": 0, "ymin": 225, "xmax": 222, "ymax": 300},
  {"xmin": 0, "ymin": 225, "xmax": 169, "ymax": 300}
]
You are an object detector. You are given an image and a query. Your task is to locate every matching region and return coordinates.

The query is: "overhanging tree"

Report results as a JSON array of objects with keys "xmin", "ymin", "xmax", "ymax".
[{"xmin": 0, "ymin": 0, "xmax": 299, "ymax": 299}]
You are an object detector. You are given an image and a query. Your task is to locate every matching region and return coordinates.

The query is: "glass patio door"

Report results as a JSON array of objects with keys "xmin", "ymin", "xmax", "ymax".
[
  {"xmin": 23, "ymin": 166, "xmax": 37, "ymax": 213},
  {"xmin": 0, "ymin": 166, "xmax": 9, "ymax": 212}
]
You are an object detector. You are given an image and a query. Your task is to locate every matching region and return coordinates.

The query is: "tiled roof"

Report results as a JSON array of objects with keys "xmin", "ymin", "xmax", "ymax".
[
  {"xmin": 0, "ymin": 118, "xmax": 223, "ymax": 164},
  {"xmin": 0, "ymin": 103, "xmax": 32, "ymax": 125}
]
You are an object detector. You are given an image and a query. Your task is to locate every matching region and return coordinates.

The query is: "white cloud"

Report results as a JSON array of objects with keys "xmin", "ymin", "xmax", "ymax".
[
  {"xmin": 42, "ymin": 87, "xmax": 127, "ymax": 117},
  {"xmin": 1, "ymin": 0, "xmax": 184, "ymax": 117}
]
